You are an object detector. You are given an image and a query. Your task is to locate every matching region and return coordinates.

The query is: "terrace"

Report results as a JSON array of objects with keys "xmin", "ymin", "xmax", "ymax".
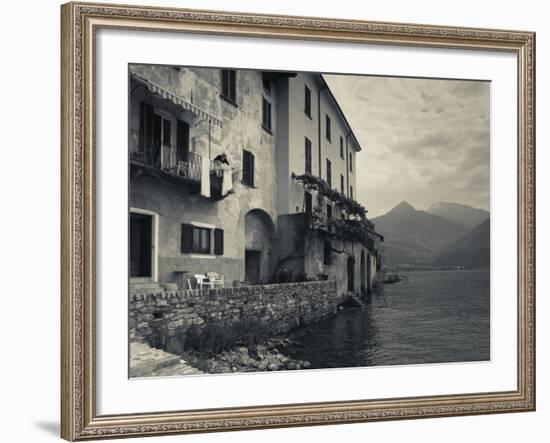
[
  {"xmin": 292, "ymin": 172, "xmax": 383, "ymax": 250},
  {"xmin": 130, "ymin": 141, "xmax": 229, "ymax": 200}
]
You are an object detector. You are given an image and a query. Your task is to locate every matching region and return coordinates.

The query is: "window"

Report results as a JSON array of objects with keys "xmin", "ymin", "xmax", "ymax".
[
  {"xmin": 326, "ymin": 159, "xmax": 332, "ymax": 188},
  {"xmin": 242, "ymin": 150, "xmax": 255, "ymax": 186},
  {"xmin": 327, "ymin": 204, "xmax": 333, "ymax": 234},
  {"xmin": 326, "ymin": 114, "xmax": 331, "ymax": 141},
  {"xmin": 340, "ymin": 136, "xmax": 344, "ymax": 159},
  {"xmin": 193, "ymin": 227, "xmax": 211, "ymax": 254},
  {"xmin": 221, "ymin": 69, "xmax": 237, "ymax": 104},
  {"xmin": 262, "ymin": 98, "xmax": 272, "ymax": 133},
  {"xmin": 340, "ymin": 174, "xmax": 345, "ymax": 195},
  {"xmin": 304, "ymin": 85, "xmax": 311, "ymax": 117},
  {"xmin": 349, "ymin": 152, "xmax": 353, "ymax": 172},
  {"xmin": 350, "ymin": 185, "xmax": 354, "ymax": 199},
  {"xmin": 305, "ymin": 137, "xmax": 312, "ymax": 174},
  {"xmin": 181, "ymin": 224, "xmax": 224, "ymax": 255},
  {"xmin": 262, "ymin": 73, "xmax": 271, "ymax": 94},
  {"xmin": 304, "ymin": 191, "xmax": 313, "ymax": 215}
]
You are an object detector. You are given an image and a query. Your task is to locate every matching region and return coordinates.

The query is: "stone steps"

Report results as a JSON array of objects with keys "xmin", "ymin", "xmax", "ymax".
[
  {"xmin": 348, "ymin": 293, "xmax": 369, "ymax": 308},
  {"xmin": 149, "ymin": 361, "xmax": 203, "ymax": 377},
  {"xmin": 130, "ymin": 342, "xmax": 202, "ymax": 377}
]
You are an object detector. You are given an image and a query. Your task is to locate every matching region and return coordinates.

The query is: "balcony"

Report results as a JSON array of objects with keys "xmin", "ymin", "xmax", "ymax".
[
  {"xmin": 131, "ymin": 143, "xmax": 202, "ymax": 183},
  {"xmin": 308, "ymin": 209, "xmax": 377, "ymax": 251},
  {"xmin": 130, "ymin": 144, "xmax": 232, "ymax": 200}
]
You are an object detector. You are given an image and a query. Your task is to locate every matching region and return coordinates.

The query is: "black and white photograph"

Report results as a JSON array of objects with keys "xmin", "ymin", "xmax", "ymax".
[{"xmin": 128, "ymin": 64, "xmax": 490, "ymax": 377}]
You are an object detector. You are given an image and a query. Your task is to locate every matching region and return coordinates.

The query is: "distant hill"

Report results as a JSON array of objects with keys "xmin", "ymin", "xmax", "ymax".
[
  {"xmin": 434, "ymin": 218, "xmax": 490, "ymax": 268},
  {"xmin": 427, "ymin": 202, "xmax": 489, "ymax": 229},
  {"xmin": 371, "ymin": 201, "xmax": 468, "ymax": 267}
]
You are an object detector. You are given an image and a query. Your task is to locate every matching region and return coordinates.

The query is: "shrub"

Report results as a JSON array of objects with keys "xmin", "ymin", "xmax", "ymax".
[{"xmin": 184, "ymin": 317, "xmax": 272, "ymax": 355}]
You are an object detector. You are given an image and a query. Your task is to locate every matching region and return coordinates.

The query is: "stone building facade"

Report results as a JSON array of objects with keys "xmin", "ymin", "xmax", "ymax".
[{"xmin": 129, "ymin": 64, "xmax": 382, "ymax": 301}]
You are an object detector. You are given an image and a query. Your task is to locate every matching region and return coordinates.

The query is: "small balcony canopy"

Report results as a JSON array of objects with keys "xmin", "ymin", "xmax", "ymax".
[{"xmin": 131, "ymin": 73, "xmax": 223, "ymax": 128}]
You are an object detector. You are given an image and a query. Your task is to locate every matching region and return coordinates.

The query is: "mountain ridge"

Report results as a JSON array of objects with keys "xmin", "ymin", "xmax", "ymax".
[
  {"xmin": 372, "ymin": 201, "xmax": 469, "ymax": 267},
  {"xmin": 427, "ymin": 201, "xmax": 489, "ymax": 228},
  {"xmin": 434, "ymin": 218, "xmax": 490, "ymax": 268}
]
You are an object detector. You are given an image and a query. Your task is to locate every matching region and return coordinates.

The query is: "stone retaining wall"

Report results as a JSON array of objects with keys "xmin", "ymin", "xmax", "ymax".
[{"xmin": 129, "ymin": 280, "xmax": 338, "ymax": 354}]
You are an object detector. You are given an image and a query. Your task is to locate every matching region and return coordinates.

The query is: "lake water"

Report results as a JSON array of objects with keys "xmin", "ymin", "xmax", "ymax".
[{"xmin": 286, "ymin": 269, "xmax": 490, "ymax": 368}]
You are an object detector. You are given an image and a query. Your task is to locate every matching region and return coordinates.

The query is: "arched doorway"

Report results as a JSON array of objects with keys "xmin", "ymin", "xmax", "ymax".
[
  {"xmin": 244, "ymin": 209, "xmax": 275, "ymax": 285},
  {"xmin": 366, "ymin": 252, "xmax": 372, "ymax": 295},
  {"xmin": 360, "ymin": 250, "xmax": 366, "ymax": 294},
  {"xmin": 347, "ymin": 256, "xmax": 355, "ymax": 292}
]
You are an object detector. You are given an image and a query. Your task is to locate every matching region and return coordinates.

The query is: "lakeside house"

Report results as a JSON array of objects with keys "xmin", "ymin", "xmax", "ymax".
[{"xmin": 129, "ymin": 65, "xmax": 383, "ymax": 302}]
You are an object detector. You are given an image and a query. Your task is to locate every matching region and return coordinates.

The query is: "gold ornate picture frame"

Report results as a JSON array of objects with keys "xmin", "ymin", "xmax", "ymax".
[{"xmin": 61, "ymin": 2, "xmax": 535, "ymax": 440}]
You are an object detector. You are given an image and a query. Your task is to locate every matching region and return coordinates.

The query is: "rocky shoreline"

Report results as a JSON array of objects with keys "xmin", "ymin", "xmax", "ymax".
[{"xmin": 181, "ymin": 337, "xmax": 311, "ymax": 374}]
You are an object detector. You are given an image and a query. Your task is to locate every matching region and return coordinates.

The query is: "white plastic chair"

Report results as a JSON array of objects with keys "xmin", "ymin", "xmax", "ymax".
[
  {"xmin": 206, "ymin": 272, "xmax": 224, "ymax": 288},
  {"xmin": 194, "ymin": 274, "xmax": 214, "ymax": 290}
]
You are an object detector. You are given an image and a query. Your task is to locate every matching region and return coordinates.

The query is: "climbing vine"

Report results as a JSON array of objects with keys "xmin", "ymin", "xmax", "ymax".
[{"xmin": 292, "ymin": 172, "xmax": 372, "ymax": 224}]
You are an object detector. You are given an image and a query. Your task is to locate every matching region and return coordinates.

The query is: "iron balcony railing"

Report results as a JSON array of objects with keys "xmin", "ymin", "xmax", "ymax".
[
  {"xmin": 308, "ymin": 210, "xmax": 375, "ymax": 250},
  {"xmin": 131, "ymin": 143, "xmax": 202, "ymax": 184}
]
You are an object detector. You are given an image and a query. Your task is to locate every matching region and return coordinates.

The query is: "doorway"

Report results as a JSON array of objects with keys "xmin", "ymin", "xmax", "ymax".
[
  {"xmin": 130, "ymin": 212, "xmax": 153, "ymax": 278},
  {"xmin": 360, "ymin": 251, "xmax": 366, "ymax": 294},
  {"xmin": 347, "ymin": 256, "xmax": 355, "ymax": 292},
  {"xmin": 245, "ymin": 250, "xmax": 262, "ymax": 285},
  {"xmin": 366, "ymin": 252, "xmax": 372, "ymax": 295}
]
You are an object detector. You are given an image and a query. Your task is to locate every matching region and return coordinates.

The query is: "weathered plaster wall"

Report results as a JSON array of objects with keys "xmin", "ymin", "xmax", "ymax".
[
  {"xmin": 286, "ymin": 73, "xmax": 321, "ymax": 214},
  {"xmin": 244, "ymin": 210, "xmax": 275, "ymax": 283},
  {"xmin": 130, "ymin": 175, "xmax": 243, "ymax": 285},
  {"xmin": 303, "ymin": 235, "xmax": 372, "ymax": 302},
  {"xmin": 129, "ymin": 65, "xmax": 281, "ymax": 286},
  {"xmin": 129, "ymin": 280, "xmax": 338, "ymax": 355},
  {"xmin": 284, "ymin": 73, "xmax": 359, "ymax": 216},
  {"xmin": 272, "ymin": 213, "xmax": 376, "ymax": 301},
  {"xmin": 129, "ymin": 65, "xmax": 375, "ymax": 290},
  {"xmin": 272, "ymin": 213, "xmax": 309, "ymax": 281}
]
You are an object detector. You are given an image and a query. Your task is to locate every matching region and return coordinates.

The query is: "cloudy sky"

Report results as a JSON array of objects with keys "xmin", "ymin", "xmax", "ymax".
[{"xmin": 324, "ymin": 75, "xmax": 490, "ymax": 218}]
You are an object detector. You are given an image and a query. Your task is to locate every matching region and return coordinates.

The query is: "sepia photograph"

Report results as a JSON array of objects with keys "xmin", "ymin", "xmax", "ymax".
[{"xmin": 128, "ymin": 64, "xmax": 490, "ymax": 378}]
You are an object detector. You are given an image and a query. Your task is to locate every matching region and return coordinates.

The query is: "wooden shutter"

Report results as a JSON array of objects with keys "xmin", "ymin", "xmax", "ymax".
[
  {"xmin": 249, "ymin": 152, "xmax": 255, "ymax": 186},
  {"xmin": 139, "ymin": 101, "xmax": 146, "ymax": 147},
  {"xmin": 305, "ymin": 85, "xmax": 311, "ymax": 116},
  {"xmin": 229, "ymin": 70, "xmax": 236, "ymax": 101},
  {"xmin": 139, "ymin": 101, "xmax": 154, "ymax": 148},
  {"xmin": 214, "ymin": 228, "xmax": 224, "ymax": 255},
  {"xmin": 305, "ymin": 137, "xmax": 312, "ymax": 174},
  {"xmin": 177, "ymin": 119, "xmax": 189, "ymax": 162},
  {"xmin": 221, "ymin": 70, "xmax": 229, "ymax": 97},
  {"xmin": 242, "ymin": 151, "xmax": 250, "ymax": 184},
  {"xmin": 181, "ymin": 223, "xmax": 193, "ymax": 253},
  {"xmin": 243, "ymin": 150, "xmax": 255, "ymax": 186}
]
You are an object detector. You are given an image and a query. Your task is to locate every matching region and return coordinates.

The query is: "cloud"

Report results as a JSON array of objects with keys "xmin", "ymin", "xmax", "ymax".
[{"xmin": 325, "ymin": 75, "xmax": 490, "ymax": 217}]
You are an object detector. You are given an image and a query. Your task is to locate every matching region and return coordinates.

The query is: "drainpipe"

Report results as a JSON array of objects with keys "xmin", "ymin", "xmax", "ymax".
[{"xmin": 317, "ymin": 85, "xmax": 327, "ymax": 180}]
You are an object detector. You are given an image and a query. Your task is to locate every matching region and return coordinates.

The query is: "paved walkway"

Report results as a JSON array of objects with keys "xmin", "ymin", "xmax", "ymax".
[{"xmin": 130, "ymin": 342, "xmax": 203, "ymax": 378}]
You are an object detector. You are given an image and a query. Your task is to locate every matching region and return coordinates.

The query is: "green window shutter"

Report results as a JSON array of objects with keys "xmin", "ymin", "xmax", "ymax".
[
  {"xmin": 214, "ymin": 228, "xmax": 224, "ymax": 255},
  {"xmin": 181, "ymin": 223, "xmax": 193, "ymax": 253}
]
